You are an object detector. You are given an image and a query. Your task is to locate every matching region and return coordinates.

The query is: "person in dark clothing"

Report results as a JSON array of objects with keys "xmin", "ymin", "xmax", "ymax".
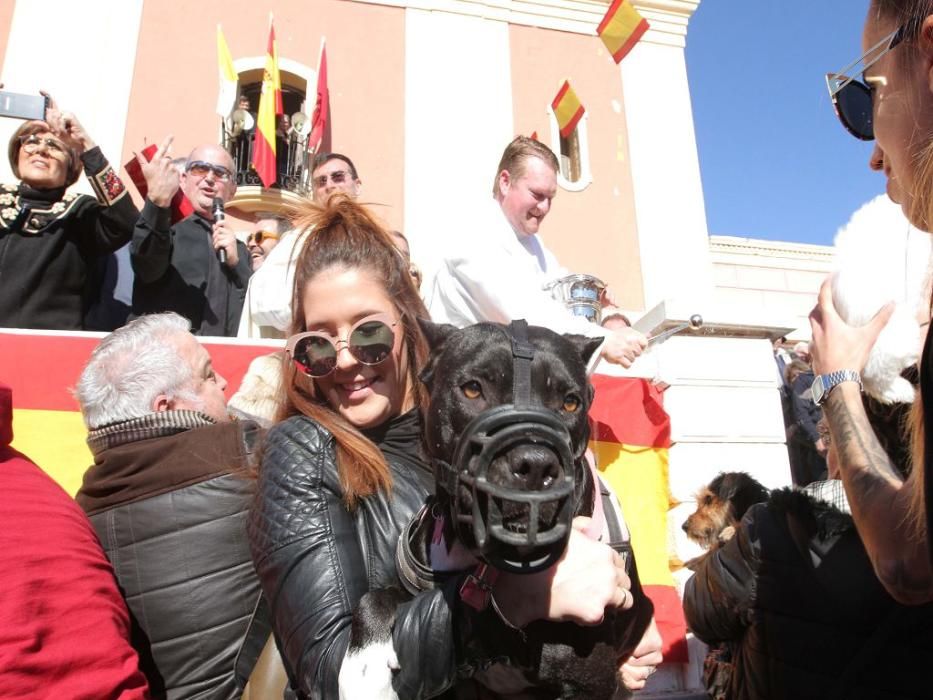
[
  {"xmin": 785, "ymin": 359, "xmax": 828, "ymax": 485},
  {"xmin": 132, "ymin": 143, "xmax": 250, "ymax": 336},
  {"xmin": 684, "ymin": 395, "xmax": 933, "ymax": 700},
  {"xmin": 74, "ymin": 312, "xmax": 271, "ymax": 699},
  {"xmin": 0, "ymin": 102, "xmax": 138, "ymax": 330},
  {"xmin": 248, "ymin": 195, "xmax": 640, "ymax": 699}
]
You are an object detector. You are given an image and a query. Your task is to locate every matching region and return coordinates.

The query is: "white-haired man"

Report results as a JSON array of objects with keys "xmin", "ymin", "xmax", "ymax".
[{"xmin": 74, "ymin": 313, "xmax": 268, "ymax": 698}]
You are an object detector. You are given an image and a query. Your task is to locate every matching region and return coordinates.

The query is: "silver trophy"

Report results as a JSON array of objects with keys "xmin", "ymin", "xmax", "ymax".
[{"xmin": 544, "ymin": 274, "xmax": 607, "ymax": 324}]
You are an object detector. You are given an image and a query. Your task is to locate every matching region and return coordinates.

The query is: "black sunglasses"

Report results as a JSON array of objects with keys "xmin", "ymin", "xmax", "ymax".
[
  {"xmin": 286, "ymin": 313, "xmax": 400, "ymax": 378},
  {"xmin": 826, "ymin": 20, "xmax": 917, "ymax": 141}
]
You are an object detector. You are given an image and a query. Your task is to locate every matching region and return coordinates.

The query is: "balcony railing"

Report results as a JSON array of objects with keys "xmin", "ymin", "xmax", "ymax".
[{"xmin": 223, "ymin": 126, "xmax": 311, "ymax": 194}]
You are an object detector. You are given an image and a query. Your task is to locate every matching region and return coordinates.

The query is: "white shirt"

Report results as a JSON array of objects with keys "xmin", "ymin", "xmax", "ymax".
[
  {"xmin": 237, "ymin": 228, "xmax": 310, "ymax": 339},
  {"xmin": 427, "ymin": 199, "xmax": 609, "ymax": 341}
]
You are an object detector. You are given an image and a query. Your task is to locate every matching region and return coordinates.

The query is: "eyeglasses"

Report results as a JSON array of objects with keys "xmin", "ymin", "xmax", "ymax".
[
  {"xmin": 286, "ymin": 313, "xmax": 400, "ymax": 378},
  {"xmin": 247, "ymin": 230, "xmax": 280, "ymax": 246},
  {"xmin": 826, "ymin": 20, "xmax": 917, "ymax": 140},
  {"xmin": 185, "ymin": 160, "xmax": 233, "ymax": 182},
  {"xmin": 312, "ymin": 169, "xmax": 353, "ymax": 189},
  {"xmin": 20, "ymin": 134, "xmax": 67, "ymax": 157}
]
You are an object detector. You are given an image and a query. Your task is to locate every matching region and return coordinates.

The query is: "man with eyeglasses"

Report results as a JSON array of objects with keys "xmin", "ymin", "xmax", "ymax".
[
  {"xmin": 245, "ymin": 215, "xmax": 287, "ymax": 272},
  {"xmin": 237, "ymin": 152, "xmax": 361, "ymax": 339},
  {"xmin": 131, "ymin": 143, "xmax": 251, "ymax": 336}
]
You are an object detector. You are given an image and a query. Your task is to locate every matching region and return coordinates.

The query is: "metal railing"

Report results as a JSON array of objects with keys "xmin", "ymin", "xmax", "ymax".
[{"xmin": 223, "ymin": 126, "xmax": 311, "ymax": 194}]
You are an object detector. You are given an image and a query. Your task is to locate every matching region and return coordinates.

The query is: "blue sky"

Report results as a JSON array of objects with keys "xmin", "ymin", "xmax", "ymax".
[{"xmin": 686, "ymin": 2, "xmax": 880, "ymax": 245}]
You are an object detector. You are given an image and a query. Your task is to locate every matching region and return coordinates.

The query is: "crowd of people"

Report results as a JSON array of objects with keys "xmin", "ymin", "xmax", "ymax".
[{"xmin": 6, "ymin": 1, "xmax": 933, "ymax": 698}]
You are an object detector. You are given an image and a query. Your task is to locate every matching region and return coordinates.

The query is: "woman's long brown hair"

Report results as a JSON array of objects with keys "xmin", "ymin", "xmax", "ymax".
[
  {"xmin": 279, "ymin": 194, "xmax": 430, "ymax": 509},
  {"xmin": 870, "ymin": 0, "xmax": 933, "ymax": 538}
]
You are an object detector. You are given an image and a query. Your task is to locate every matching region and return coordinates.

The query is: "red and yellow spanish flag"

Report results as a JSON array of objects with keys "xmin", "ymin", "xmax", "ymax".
[
  {"xmin": 597, "ymin": 0, "xmax": 649, "ymax": 64},
  {"xmin": 551, "ymin": 80, "xmax": 585, "ymax": 139},
  {"xmin": 251, "ymin": 16, "xmax": 280, "ymax": 188},
  {"xmin": 589, "ymin": 374, "xmax": 688, "ymax": 663},
  {"xmin": 1, "ymin": 330, "xmax": 277, "ymax": 496}
]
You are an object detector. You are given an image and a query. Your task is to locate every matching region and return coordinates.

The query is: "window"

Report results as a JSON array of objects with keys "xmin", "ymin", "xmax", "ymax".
[{"xmin": 547, "ymin": 106, "xmax": 592, "ymax": 192}]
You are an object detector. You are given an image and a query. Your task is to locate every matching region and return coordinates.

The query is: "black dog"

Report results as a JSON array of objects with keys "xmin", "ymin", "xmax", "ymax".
[{"xmin": 340, "ymin": 320, "xmax": 654, "ymax": 699}]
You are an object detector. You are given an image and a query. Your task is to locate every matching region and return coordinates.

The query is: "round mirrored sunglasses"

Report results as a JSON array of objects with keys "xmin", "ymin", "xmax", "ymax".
[{"xmin": 286, "ymin": 313, "xmax": 400, "ymax": 378}]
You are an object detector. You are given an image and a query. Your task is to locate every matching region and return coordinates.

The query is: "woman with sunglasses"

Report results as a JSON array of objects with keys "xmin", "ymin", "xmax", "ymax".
[
  {"xmin": 247, "ymin": 195, "xmax": 638, "ymax": 698},
  {"xmin": 813, "ymin": 0, "xmax": 933, "ymax": 604},
  {"xmin": 0, "ymin": 94, "xmax": 138, "ymax": 330}
]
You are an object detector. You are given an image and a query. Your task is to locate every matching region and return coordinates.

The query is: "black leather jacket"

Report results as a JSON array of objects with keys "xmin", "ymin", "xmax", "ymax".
[{"xmin": 250, "ymin": 411, "xmax": 518, "ymax": 699}]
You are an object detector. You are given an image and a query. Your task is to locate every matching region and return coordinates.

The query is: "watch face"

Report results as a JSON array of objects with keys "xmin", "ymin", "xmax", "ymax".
[{"xmin": 811, "ymin": 376, "xmax": 825, "ymax": 404}]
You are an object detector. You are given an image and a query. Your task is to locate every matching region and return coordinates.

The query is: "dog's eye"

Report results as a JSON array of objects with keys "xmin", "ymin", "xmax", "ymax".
[
  {"xmin": 562, "ymin": 394, "xmax": 581, "ymax": 413},
  {"xmin": 461, "ymin": 381, "xmax": 483, "ymax": 400}
]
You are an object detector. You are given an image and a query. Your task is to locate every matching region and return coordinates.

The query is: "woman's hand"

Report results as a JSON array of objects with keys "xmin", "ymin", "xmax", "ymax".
[
  {"xmin": 493, "ymin": 517, "xmax": 633, "ymax": 628},
  {"xmin": 135, "ymin": 136, "xmax": 179, "ymax": 207},
  {"xmin": 41, "ymin": 91, "xmax": 95, "ymax": 154},
  {"xmin": 809, "ymin": 275, "xmax": 894, "ymax": 376},
  {"xmin": 619, "ymin": 616, "xmax": 663, "ymax": 691}
]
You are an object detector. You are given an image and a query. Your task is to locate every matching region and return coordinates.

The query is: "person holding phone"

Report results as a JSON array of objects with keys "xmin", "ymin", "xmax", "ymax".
[{"xmin": 0, "ymin": 93, "xmax": 139, "ymax": 330}]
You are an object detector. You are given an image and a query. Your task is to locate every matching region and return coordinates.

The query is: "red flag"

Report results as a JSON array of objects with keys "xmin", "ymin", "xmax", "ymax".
[
  {"xmin": 307, "ymin": 40, "xmax": 329, "ymax": 154},
  {"xmin": 251, "ymin": 18, "xmax": 279, "ymax": 188},
  {"xmin": 124, "ymin": 145, "xmax": 194, "ymax": 224}
]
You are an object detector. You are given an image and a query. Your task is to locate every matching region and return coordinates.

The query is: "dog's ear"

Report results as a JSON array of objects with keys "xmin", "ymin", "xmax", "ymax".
[
  {"xmin": 563, "ymin": 334, "xmax": 604, "ymax": 368},
  {"xmin": 418, "ymin": 318, "xmax": 458, "ymax": 352}
]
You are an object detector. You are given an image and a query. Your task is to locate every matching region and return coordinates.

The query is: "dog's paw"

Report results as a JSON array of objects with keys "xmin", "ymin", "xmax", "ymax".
[
  {"xmin": 718, "ymin": 526, "xmax": 736, "ymax": 542},
  {"xmin": 338, "ymin": 640, "xmax": 400, "ymax": 700}
]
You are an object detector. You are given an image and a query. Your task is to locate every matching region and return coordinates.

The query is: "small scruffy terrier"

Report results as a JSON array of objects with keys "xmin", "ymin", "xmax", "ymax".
[{"xmin": 682, "ymin": 472, "xmax": 770, "ymax": 551}]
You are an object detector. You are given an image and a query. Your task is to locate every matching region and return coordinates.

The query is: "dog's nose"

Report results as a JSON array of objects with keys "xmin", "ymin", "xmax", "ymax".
[
  {"xmin": 681, "ymin": 521, "xmax": 689, "ymax": 533},
  {"xmin": 508, "ymin": 446, "xmax": 562, "ymax": 490}
]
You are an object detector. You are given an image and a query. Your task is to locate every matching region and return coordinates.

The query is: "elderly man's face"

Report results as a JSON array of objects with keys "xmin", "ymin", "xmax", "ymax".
[
  {"xmin": 167, "ymin": 331, "xmax": 230, "ymax": 422},
  {"xmin": 181, "ymin": 144, "xmax": 237, "ymax": 218},
  {"xmin": 497, "ymin": 155, "xmax": 557, "ymax": 236},
  {"xmin": 312, "ymin": 158, "xmax": 360, "ymax": 203}
]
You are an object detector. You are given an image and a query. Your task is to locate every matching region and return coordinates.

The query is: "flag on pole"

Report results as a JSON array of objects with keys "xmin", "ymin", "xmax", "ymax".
[
  {"xmin": 251, "ymin": 16, "xmax": 279, "ymax": 188},
  {"xmin": 215, "ymin": 25, "xmax": 238, "ymax": 118},
  {"xmin": 597, "ymin": 0, "xmax": 649, "ymax": 64},
  {"xmin": 589, "ymin": 375, "xmax": 689, "ymax": 663},
  {"xmin": 271, "ymin": 21, "xmax": 283, "ymax": 116},
  {"xmin": 551, "ymin": 80, "xmax": 585, "ymax": 139},
  {"xmin": 307, "ymin": 39, "xmax": 329, "ymax": 154}
]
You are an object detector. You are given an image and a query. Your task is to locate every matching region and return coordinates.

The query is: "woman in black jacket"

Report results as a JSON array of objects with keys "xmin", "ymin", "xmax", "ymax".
[
  {"xmin": 0, "ymin": 96, "xmax": 138, "ymax": 330},
  {"xmin": 247, "ymin": 195, "xmax": 637, "ymax": 699}
]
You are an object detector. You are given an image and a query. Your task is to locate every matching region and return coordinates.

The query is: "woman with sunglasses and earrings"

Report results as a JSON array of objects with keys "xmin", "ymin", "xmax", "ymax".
[
  {"xmin": 0, "ymin": 94, "xmax": 138, "ymax": 330},
  {"xmin": 813, "ymin": 0, "xmax": 933, "ymax": 605},
  {"xmin": 247, "ymin": 194, "xmax": 638, "ymax": 699}
]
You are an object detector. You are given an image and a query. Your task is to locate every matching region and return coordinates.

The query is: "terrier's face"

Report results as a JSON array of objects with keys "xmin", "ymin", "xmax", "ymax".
[{"xmin": 682, "ymin": 486, "xmax": 735, "ymax": 549}]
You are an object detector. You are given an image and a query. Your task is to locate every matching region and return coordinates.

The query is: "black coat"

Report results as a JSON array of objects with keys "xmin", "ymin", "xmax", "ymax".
[
  {"xmin": 77, "ymin": 419, "xmax": 266, "ymax": 700},
  {"xmin": 0, "ymin": 147, "xmax": 137, "ymax": 330},
  {"xmin": 131, "ymin": 204, "xmax": 250, "ymax": 336},
  {"xmin": 684, "ymin": 487, "xmax": 933, "ymax": 700}
]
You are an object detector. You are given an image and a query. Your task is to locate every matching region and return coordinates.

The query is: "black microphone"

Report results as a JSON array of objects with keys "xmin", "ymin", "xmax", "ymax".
[{"xmin": 212, "ymin": 197, "xmax": 226, "ymax": 265}]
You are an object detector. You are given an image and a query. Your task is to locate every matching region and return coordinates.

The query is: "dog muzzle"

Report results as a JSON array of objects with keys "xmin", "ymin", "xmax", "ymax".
[{"xmin": 435, "ymin": 320, "xmax": 581, "ymax": 574}]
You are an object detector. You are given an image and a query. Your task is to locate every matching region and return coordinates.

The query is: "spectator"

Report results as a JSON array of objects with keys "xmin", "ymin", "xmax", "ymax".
[
  {"xmin": 131, "ymin": 143, "xmax": 251, "ymax": 336},
  {"xmin": 245, "ymin": 214, "xmax": 287, "ymax": 272},
  {"xmin": 792, "ymin": 341, "xmax": 811, "ymax": 363},
  {"xmin": 784, "ymin": 359, "xmax": 828, "ymax": 485},
  {"xmin": 247, "ymin": 194, "xmax": 640, "ymax": 698},
  {"xmin": 683, "ymin": 396, "xmax": 933, "ymax": 699},
  {"xmin": 0, "ymin": 96, "xmax": 137, "ymax": 330},
  {"xmin": 810, "ymin": 0, "xmax": 933, "ymax": 604},
  {"xmin": 427, "ymin": 136, "xmax": 647, "ymax": 370},
  {"xmin": 237, "ymin": 151, "xmax": 361, "ymax": 339},
  {"xmin": 0, "ymin": 383, "xmax": 149, "ymax": 699},
  {"xmin": 74, "ymin": 313, "xmax": 269, "ymax": 698}
]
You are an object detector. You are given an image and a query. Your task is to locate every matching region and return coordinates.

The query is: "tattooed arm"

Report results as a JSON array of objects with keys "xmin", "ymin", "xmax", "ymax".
[
  {"xmin": 810, "ymin": 277, "xmax": 933, "ymax": 604},
  {"xmin": 823, "ymin": 384, "xmax": 933, "ymax": 603}
]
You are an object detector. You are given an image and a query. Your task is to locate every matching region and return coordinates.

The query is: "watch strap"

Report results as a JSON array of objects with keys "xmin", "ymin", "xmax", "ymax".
[{"xmin": 813, "ymin": 369, "xmax": 862, "ymax": 405}]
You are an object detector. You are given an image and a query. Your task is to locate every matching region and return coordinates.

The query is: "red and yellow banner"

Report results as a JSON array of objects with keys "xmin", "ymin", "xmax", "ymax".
[
  {"xmin": 589, "ymin": 374, "xmax": 688, "ymax": 663},
  {"xmin": 551, "ymin": 80, "xmax": 585, "ymax": 139},
  {"xmin": 1, "ymin": 330, "xmax": 278, "ymax": 496},
  {"xmin": 251, "ymin": 17, "xmax": 281, "ymax": 188},
  {"xmin": 597, "ymin": 0, "xmax": 649, "ymax": 64}
]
